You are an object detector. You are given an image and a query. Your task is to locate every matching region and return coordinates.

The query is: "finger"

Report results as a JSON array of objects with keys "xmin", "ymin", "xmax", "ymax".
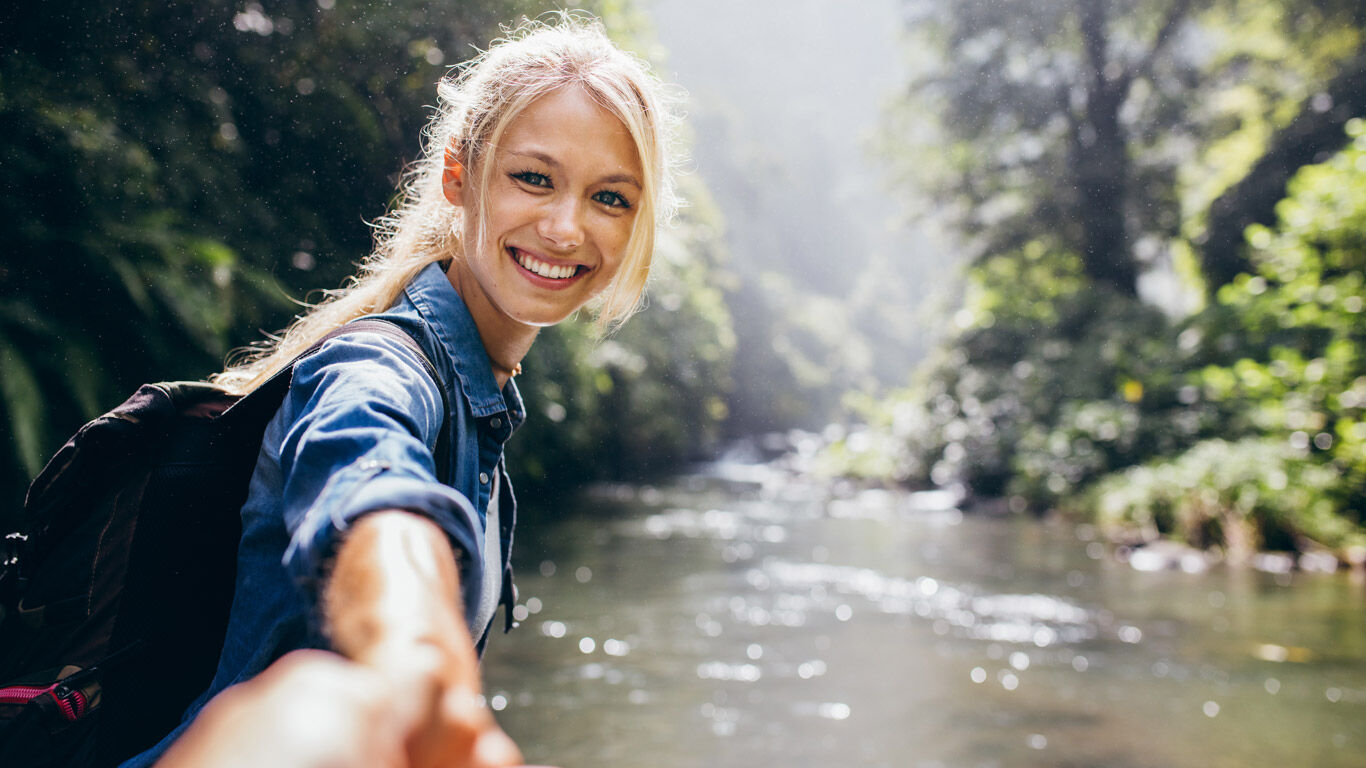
[
  {"xmin": 472, "ymin": 727, "xmax": 523, "ymax": 768},
  {"xmin": 405, "ymin": 685, "xmax": 484, "ymax": 768}
]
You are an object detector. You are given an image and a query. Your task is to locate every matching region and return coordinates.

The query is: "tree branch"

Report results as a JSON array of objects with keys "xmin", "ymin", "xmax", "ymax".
[
  {"xmin": 1133, "ymin": 0, "xmax": 1196, "ymax": 82},
  {"xmin": 1079, "ymin": 0, "xmax": 1110, "ymax": 91},
  {"xmin": 1201, "ymin": 50, "xmax": 1366, "ymax": 291}
]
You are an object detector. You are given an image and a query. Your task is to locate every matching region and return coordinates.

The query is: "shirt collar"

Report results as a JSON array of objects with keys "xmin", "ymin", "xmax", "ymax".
[{"xmin": 404, "ymin": 262, "xmax": 525, "ymax": 427}]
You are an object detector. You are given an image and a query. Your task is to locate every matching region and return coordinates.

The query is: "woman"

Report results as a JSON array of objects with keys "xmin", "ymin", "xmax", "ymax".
[{"xmin": 125, "ymin": 13, "xmax": 681, "ymax": 768}]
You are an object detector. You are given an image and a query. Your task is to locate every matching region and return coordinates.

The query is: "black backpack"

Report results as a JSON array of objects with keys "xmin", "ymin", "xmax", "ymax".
[{"xmin": 0, "ymin": 319, "xmax": 446, "ymax": 768}]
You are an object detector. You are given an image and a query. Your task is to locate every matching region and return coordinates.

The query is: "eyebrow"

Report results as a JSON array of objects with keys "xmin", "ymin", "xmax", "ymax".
[{"xmin": 506, "ymin": 149, "xmax": 642, "ymax": 189}]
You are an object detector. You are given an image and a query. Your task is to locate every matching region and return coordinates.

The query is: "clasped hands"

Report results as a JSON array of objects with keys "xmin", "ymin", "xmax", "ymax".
[
  {"xmin": 159, "ymin": 647, "xmax": 529, "ymax": 768},
  {"xmin": 160, "ymin": 511, "xmax": 542, "ymax": 768}
]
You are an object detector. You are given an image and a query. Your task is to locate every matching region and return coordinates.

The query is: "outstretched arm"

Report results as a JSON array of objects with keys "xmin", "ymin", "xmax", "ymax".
[{"xmin": 326, "ymin": 509, "xmax": 522, "ymax": 768}]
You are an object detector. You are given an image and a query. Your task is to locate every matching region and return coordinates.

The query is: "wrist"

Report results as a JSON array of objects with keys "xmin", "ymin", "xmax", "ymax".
[{"xmin": 325, "ymin": 510, "xmax": 467, "ymax": 661}]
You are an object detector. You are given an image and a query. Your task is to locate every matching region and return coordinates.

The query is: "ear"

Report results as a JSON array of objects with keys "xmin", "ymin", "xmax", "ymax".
[{"xmin": 442, "ymin": 144, "xmax": 467, "ymax": 207}]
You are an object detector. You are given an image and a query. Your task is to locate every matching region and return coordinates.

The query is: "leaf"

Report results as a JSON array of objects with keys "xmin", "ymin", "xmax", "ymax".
[
  {"xmin": 0, "ymin": 301, "xmax": 107, "ymax": 419},
  {"xmin": 0, "ymin": 329, "xmax": 50, "ymax": 479},
  {"xmin": 60, "ymin": 340, "xmax": 108, "ymax": 419},
  {"xmin": 107, "ymin": 254, "xmax": 155, "ymax": 317}
]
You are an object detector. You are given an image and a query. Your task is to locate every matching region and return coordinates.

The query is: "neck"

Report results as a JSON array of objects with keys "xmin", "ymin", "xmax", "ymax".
[
  {"xmin": 445, "ymin": 261, "xmax": 538, "ymax": 389},
  {"xmin": 489, "ymin": 358, "xmax": 524, "ymax": 388}
]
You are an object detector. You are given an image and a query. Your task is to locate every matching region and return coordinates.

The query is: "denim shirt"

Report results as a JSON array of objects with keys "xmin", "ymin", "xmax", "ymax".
[{"xmin": 122, "ymin": 262, "xmax": 523, "ymax": 767}]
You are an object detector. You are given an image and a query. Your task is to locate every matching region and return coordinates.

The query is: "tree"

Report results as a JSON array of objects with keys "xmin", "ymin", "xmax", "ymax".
[
  {"xmin": 888, "ymin": 0, "xmax": 1207, "ymax": 296},
  {"xmin": 1197, "ymin": 3, "xmax": 1366, "ymax": 292},
  {"xmin": 887, "ymin": 0, "xmax": 1365, "ymax": 297},
  {"xmin": 855, "ymin": 0, "xmax": 1366, "ymax": 526},
  {"xmin": 1069, "ymin": 0, "xmax": 1197, "ymax": 296}
]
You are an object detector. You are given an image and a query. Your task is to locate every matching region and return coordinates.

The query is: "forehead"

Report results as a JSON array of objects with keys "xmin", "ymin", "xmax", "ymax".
[{"xmin": 497, "ymin": 86, "xmax": 642, "ymax": 178}]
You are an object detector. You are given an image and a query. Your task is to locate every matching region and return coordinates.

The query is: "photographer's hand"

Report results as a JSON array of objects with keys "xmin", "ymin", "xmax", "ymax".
[{"xmin": 156, "ymin": 649, "xmax": 410, "ymax": 768}]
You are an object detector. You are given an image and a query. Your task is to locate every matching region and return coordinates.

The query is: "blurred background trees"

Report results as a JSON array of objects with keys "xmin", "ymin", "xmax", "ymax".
[{"xmin": 834, "ymin": 0, "xmax": 1366, "ymax": 561}]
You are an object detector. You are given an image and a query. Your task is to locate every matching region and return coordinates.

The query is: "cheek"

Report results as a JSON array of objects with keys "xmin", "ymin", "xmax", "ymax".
[
  {"xmin": 602, "ymin": 217, "xmax": 636, "ymax": 263},
  {"xmin": 467, "ymin": 188, "xmax": 529, "ymax": 249}
]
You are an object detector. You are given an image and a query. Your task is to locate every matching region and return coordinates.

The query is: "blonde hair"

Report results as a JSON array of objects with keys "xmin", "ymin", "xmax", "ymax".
[{"xmin": 213, "ymin": 11, "xmax": 681, "ymax": 394}]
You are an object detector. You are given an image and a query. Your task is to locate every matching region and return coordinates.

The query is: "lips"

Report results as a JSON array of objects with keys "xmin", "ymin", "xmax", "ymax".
[{"xmin": 508, "ymin": 246, "xmax": 587, "ymax": 284}]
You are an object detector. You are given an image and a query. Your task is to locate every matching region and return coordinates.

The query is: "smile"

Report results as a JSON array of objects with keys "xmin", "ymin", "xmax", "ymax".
[{"xmin": 510, "ymin": 247, "xmax": 585, "ymax": 281}]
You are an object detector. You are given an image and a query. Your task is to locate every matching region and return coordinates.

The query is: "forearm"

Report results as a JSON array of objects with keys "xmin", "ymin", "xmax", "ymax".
[
  {"xmin": 324, "ymin": 509, "xmax": 478, "ymax": 685},
  {"xmin": 323, "ymin": 510, "xmax": 521, "ymax": 768}
]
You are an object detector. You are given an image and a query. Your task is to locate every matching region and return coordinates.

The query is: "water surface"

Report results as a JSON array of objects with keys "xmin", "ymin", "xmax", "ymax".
[{"xmin": 484, "ymin": 465, "xmax": 1366, "ymax": 768}]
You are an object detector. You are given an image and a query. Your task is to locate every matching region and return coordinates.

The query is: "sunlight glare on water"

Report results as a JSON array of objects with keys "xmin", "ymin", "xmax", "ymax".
[{"xmin": 484, "ymin": 470, "xmax": 1366, "ymax": 768}]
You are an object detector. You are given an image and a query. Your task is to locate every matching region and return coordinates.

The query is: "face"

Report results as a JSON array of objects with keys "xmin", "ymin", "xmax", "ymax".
[{"xmin": 445, "ymin": 85, "xmax": 643, "ymax": 335}]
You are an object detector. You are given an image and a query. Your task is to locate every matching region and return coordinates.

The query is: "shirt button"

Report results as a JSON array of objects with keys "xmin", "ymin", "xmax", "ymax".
[
  {"xmin": 479, "ymin": 472, "xmax": 490, "ymax": 484},
  {"xmin": 490, "ymin": 417, "xmax": 502, "ymax": 428}
]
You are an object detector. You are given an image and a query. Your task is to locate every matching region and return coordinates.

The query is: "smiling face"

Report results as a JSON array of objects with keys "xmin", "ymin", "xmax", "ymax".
[{"xmin": 445, "ymin": 85, "xmax": 644, "ymax": 344}]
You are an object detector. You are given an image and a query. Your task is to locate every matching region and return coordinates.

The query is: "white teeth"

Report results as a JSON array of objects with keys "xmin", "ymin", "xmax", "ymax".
[{"xmin": 514, "ymin": 249, "xmax": 576, "ymax": 279}]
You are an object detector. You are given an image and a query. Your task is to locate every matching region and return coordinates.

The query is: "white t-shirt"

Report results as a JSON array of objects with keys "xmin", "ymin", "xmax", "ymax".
[{"xmin": 473, "ymin": 473, "xmax": 503, "ymax": 637}]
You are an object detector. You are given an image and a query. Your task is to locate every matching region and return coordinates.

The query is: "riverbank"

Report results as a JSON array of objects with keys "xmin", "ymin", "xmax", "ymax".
[{"xmin": 744, "ymin": 428, "xmax": 1366, "ymax": 576}]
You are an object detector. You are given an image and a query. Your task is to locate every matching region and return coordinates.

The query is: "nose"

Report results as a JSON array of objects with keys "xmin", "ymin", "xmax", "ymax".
[{"xmin": 537, "ymin": 195, "xmax": 584, "ymax": 251}]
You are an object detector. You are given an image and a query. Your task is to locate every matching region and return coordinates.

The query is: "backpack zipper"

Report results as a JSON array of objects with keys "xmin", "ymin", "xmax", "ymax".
[{"xmin": 0, "ymin": 680, "xmax": 89, "ymax": 721}]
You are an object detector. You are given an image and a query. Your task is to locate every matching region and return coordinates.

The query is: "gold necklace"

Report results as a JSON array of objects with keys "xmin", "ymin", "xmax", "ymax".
[{"xmin": 494, "ymin": 361, "xmax": 523, "ymax": 378}]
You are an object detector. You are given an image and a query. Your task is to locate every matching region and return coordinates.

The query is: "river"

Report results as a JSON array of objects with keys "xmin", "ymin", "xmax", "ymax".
[{"xmin": 483, "ymin": 460, "xmax": 1366, "ymax": 768}]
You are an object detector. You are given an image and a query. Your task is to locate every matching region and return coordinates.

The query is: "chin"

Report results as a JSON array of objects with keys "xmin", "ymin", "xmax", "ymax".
[
  {"xmin": 505, "ymin": 303, "xmax": 586, "ymax": 328},
  {"xmin": 521, "ymin": 316, "xmax": 572, "ymax": 329}
]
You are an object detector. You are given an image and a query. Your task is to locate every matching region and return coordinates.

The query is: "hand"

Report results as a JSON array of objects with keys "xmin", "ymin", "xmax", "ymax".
[
  {"xmin": 362, "ymin": 637, "xmax": 523, "ymax": 768},
  {"xmin": 156, "ymin": 650, "xmax": 410, "ymax": 768}
]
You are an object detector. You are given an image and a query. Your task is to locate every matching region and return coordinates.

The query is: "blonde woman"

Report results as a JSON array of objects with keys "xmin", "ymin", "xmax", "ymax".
[{"xmin": 126, "ymin": 13, "xmax": 680, "ymax": 768}]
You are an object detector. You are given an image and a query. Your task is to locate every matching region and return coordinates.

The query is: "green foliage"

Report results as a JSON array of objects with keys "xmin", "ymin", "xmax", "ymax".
[
  {"xmin": 1180, "ymin": 0, "xmax": 1365, "ymax": 244},
  {"xmin": 883, "ymin": 0, "xmax": 1212, "ymax": 292},
  {"xmin": 1173, "ymin": 121, "xmax": 1366, "ymax": 530},
  {"xmin": 887, "ymin": 0, "xmax": 1364, "ymax": 298},
  {"xmin": 828, "ymin": 242, "xmax": 1196, "ymax": 500},
  {"xmin": 845, "ymin": 123, "xmax": 1366, "ymax": 555},
  {"xmin": 850, "ymin": 0, "xmax": 1366, "ymax": 559},
  {"xmin": 1080, "ymin": 438, "xmax": 1357, "ymax": 555},
  {"xmin": 1, "ymin": 0, "xmax": 738, "ymax": 513},
  {"xmin": 0, "ymin": 331, "xmax": 47, "ymax": 477}
]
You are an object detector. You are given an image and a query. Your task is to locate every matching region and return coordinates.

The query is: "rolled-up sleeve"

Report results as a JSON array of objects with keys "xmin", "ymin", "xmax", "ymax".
[{"xmin": 274, "ymin": 332, "xmax": 481, "ymax": 603}]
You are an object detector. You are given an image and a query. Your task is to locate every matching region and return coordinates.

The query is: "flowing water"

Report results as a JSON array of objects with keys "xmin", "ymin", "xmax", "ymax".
[{"xmin": 483, "ymin": 462, "xmax": 1366, "ymax": 768}]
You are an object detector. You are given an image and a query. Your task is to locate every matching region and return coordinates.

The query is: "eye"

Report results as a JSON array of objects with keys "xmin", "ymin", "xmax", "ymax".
[
  {"xmin": 511, "ymin": 171, "xmax": 552, "ymax": 188},
  {"xmin": 593, "ymin": 190, "xmax": 632, "ymax": 209}
]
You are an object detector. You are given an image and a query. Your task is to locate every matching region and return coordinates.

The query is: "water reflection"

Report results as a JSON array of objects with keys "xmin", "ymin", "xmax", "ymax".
[{"xmin": 484, "ymin": 469, "xmax": 1366, "ymax": 768}]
